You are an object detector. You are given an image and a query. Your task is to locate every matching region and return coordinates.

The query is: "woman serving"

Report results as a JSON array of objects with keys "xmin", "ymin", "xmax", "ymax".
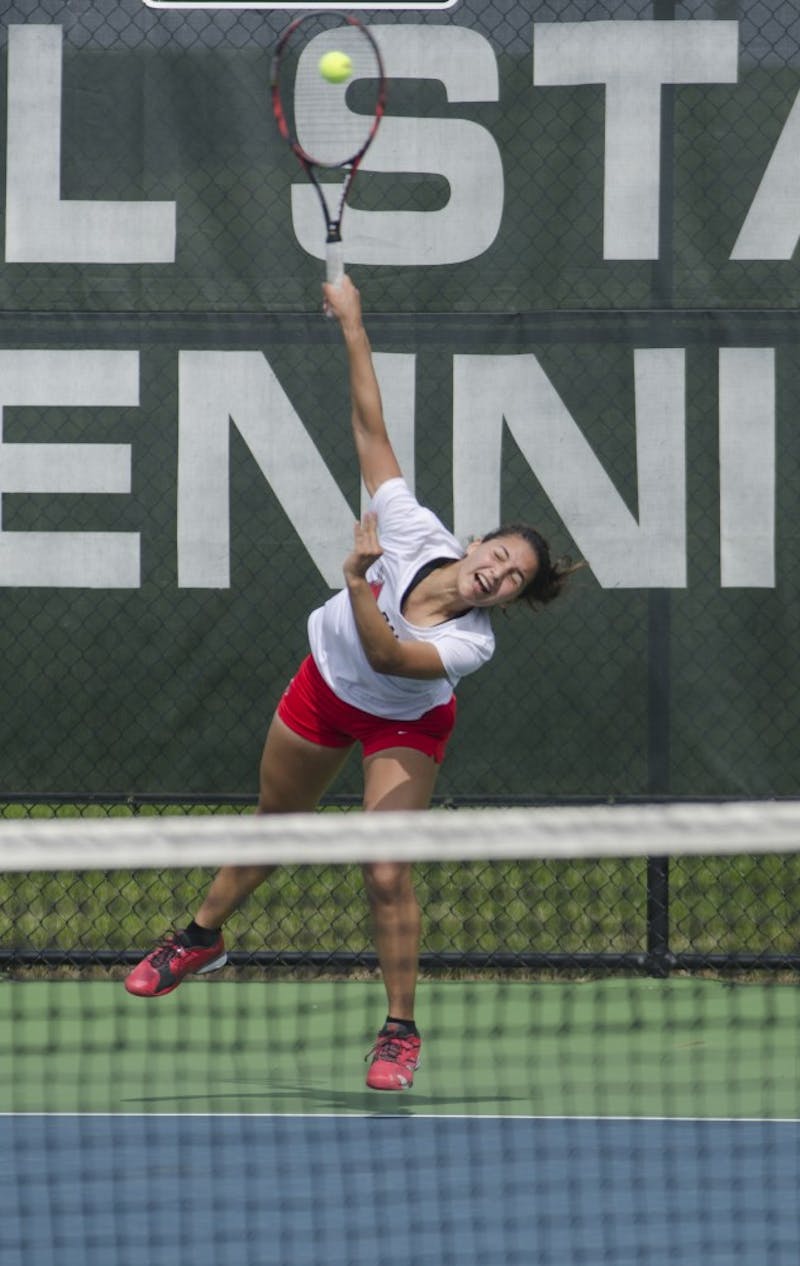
[{"xmin": 125, "ymin": 276, "xmax": 579, "ymax": 1091}]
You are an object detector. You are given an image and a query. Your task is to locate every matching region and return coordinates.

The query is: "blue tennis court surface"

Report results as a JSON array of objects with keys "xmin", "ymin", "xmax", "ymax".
[
  {"xmin": 3, "ymin": 1114, "xmax": 799, "ymax": 1266},
  {"xmin": 3, "ymin": 979, "xmax": 799, "ymax": 1263}
]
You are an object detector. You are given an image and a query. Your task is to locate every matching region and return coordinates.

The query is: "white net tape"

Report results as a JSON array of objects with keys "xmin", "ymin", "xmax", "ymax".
[{"xmin": 1, "ymin": 799, "xmax": 798, "ymax": 871}]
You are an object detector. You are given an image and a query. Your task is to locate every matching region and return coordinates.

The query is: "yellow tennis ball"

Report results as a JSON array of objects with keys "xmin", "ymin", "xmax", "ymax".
[{"xmin": 319, "ymin": 50, "xmax": 353, "ymax": 84}]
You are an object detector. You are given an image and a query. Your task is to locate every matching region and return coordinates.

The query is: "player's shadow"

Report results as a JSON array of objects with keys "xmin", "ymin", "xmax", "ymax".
[{"xmin": 123, "ymin": 1084, "xmax": 526, "ymax": 1114}]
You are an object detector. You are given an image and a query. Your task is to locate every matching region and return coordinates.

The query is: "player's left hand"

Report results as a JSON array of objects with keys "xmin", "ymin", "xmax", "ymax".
[{"xmin": 343, "ymin": 512, "xmax": 383, "ymax": 581}]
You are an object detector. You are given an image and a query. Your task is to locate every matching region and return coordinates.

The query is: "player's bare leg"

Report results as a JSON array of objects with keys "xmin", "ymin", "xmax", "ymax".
[
  {"xmin": 125, "ymin": 715, "xmax": 351, "ymax": 997},
  {"xmin": 193, "ymin": 714, "xmax": 353, "ymax": 929},
  {"xmin": 361, "ymin": 746, "xmax": 438, "ymax": 1088},
  {"xmin": 361, "ymin": 858, "xmax": 420, "ymax": 1019}
]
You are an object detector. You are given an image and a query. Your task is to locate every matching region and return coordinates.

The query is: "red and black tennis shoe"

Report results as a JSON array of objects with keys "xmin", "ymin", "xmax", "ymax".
[
  {"xmin": 124, "ymin": 929, "xmax": 227, "ymax": 997},
  {"xmin": 365, "ymin": 1023, "xmax": 421, "ymax": 1091}
]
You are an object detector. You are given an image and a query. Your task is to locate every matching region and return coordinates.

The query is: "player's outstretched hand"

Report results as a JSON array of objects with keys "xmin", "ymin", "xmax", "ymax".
[
  {"xmin": 322, "ymin": 274, "xmax": 363, "ymax": 329},
  {"xmin": 342, "ymin": 511, "xmax": 383, "ymax": 582}
]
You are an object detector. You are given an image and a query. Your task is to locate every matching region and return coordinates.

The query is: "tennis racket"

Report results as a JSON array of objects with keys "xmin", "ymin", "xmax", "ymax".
[{"xmin": 271, "ymin": 12, "xmax": 387, "ymax": 288}]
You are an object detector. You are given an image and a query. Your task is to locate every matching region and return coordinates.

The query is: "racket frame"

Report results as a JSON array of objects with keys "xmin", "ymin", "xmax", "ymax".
[{"xmin": 271, "ymin": 13, "xmax": 387, "ymax": 284}]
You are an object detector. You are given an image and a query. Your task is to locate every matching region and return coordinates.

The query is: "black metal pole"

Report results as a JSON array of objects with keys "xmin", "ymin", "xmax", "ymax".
[{"xmin": 644, "ymin": 0, "xmax": 678, "ymax": 978}]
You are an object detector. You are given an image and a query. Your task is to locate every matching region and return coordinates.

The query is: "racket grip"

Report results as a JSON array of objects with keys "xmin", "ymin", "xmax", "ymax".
[{"xmin": 326, "ymin": 240, "xmax": 344, "ymax": 287}]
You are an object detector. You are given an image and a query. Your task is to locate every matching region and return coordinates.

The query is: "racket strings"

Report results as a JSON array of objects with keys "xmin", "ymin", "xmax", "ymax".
[
  {"xmin": 297, "ymin": 84, "xmax": 381, "ymax": 171},
  {"xmin": 274, "ymin": 24, "xmax": 384, "ymax": 170}
]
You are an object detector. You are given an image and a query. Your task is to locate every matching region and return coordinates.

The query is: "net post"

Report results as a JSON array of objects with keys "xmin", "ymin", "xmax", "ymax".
[{"xmin": 645, "ymin": 854, "xmax": 671, "ymax": 978}]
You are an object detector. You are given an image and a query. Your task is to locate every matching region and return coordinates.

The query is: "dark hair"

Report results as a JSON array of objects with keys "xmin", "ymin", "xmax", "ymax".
[{"xmin": 481, "ymin": 524, "xmax": 583, "ymax": 609}]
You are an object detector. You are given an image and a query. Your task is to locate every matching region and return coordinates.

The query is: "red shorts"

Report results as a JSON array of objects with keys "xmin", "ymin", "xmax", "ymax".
[{"xmin": 277, "ymin": 655, "xmax": 457, "ymax": 764}]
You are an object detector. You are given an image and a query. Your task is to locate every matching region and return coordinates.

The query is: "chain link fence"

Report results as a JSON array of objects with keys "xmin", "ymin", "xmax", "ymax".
[
  {"xmin": 1, "ymin": 0, "xmax": 799, "ymax": 969},
  {"xmin": 2, "ymin": 798, "xmax": 800, "ymax": 974}
]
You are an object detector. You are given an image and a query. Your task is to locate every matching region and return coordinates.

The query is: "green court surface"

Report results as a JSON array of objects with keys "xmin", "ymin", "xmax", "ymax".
[{"xmin": 2, "ymin": 977, "xmax": 798, "ymax": 1119}]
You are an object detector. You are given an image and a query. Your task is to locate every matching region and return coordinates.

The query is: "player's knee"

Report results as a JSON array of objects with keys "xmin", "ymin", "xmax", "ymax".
[{"xmin": 362, "ymin": 861, "xmax": 415, "ymax": 907}]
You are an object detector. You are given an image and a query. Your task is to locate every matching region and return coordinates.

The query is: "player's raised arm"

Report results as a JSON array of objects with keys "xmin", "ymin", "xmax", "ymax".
[{"xmin": 323, "ymin": 275, "xmax": 402, "ymax": 497}]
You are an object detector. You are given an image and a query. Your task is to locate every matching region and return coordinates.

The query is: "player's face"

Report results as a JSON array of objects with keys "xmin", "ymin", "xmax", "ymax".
[{"xmin": 459, "ymin": 534, "xmax": 539, "ymax": 608}]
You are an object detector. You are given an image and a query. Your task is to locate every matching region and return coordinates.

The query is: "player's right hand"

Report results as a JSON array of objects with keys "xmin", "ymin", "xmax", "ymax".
[{"xmin": 322, "ymin": 274, "xmax": 362, "ymax": 325}]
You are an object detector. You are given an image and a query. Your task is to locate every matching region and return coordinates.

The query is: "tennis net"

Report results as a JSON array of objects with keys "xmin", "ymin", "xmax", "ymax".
[{"xmin": 2, "ymin": 801, "xmax": 799, "ymax": 1266}]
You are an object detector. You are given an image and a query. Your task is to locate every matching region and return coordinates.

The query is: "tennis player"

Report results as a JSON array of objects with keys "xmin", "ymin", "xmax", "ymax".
[{"xmin": 125, "ymin": 276, "xmax": 578, "ymax": 1091}]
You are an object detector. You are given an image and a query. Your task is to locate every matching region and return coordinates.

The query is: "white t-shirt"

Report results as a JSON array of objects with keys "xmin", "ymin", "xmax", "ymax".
[{"xmin": 307, "ymin": 478, "xmax": 495, "ymax": 719}]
